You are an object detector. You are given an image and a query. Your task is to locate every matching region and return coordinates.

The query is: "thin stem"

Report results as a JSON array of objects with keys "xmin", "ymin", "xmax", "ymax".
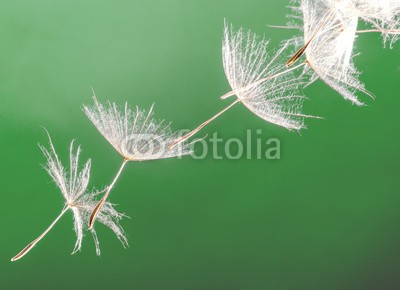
[
  {"xmin": 220, "ymin": 91, "xmax": 236, "ymax": 100},
  {"xmin": 170, "ymin": 61, "xmax": 307, "ymax": 149},
  {"xmin": 11, "ymin": 206, "xmax": 70, "ymax": 262},
  {"xmin": 88, "ymin": 159, "xmax": 129, "ymax": 229},
  {"xmin": 221, "ymin": 62, "xmax": 307, "ymax": 100},
  {"xmin": 169, "ymin": 99, "xmax": 241, "ymax": 149},
  {"xmin": 267, "ymin": 24, "xmax": 300, "ymax": 30},
  {"xmin": 356, "ymin": 29, "xmax": 400, "ymax": 34}
]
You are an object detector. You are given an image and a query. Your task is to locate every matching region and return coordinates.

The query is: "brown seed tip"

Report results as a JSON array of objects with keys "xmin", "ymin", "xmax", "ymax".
[{"xmin": 11, "ymin": 241, "xmax": 36, "ymax": 262}]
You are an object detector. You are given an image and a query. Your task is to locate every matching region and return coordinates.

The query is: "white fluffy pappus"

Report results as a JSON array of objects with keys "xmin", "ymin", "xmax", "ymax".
[
  {"xmin": 169, "ymin": 21, "xmax": 320, "ymax": 149},
  {"xmin": 11, "ymin": 133, "xmax": 127, "ymax": 262},
  {"xmin": 288, "ymin": 0, "xmax": 373, "ymax": 106},
  {"xmin": 353, "ymin": 0, "xmax": 400, "ymax": 47},
  {"xmin": 222, "ymin": 21, "xmax": 317, "ymax": 130},
  {"xmin": 83, "ymin": 95, "xmax": 192, "ymax": 161},
  {"xmin": 83, "ymin": 93, "xmax": 193, "ymax": 230}
]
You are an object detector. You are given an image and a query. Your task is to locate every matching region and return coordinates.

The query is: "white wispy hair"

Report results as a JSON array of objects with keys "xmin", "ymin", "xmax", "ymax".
[
  {"xmin": 288, "ymin": 0, "xmax": 373, "ymax": 106},
  {"xmin": 42, "ymin": 135, "xmax": 129, "ymax": 252},
  {"xmin": 83, "ymin": 95, "xmax": 192, "ymax": 161},
  {"xmin": 354, "ymin": 0, "xmax": 400, "ymax": 47},
  {"xmin": 222, "ymin": 21, "xmax": 315, "ymax": 130},
  {"xmin": 41, "ymin": 135, "xmax": 128, "ymax": 254},
  {"xmin": 11, "ymin": 134, "xmax": 127, "ymax": 261}
]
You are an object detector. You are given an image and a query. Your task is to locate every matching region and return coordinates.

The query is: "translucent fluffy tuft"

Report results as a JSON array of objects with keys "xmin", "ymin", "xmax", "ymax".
[
  {"xmin": 40, "ymin": 138, "xmax": 90, "ymax": 204},
  {"xmin": 354, "ymin": 0, "xmax": 400, "ymax": 47},
  {"xmin": 288, "ymin": 0, "xmax": 373, "ymax": 105},
  {"xmin": 41, "ymin": 133, "xmax": 127, "ymax": 255},
  {"xmin": 223, "ymin": 21, "xmax": 315, "ymax": 130},
  {"xmin": 71, "ymin": 191, "xmax": 128, "ymax": 255},
  {"xmin": 83, "ymin": 95, "xmax": 192, "ymax": 161}
]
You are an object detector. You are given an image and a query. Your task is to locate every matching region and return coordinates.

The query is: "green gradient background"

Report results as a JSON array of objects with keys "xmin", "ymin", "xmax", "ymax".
[{"xmin": 1, "ymin": 1, "xmax": 400, "ymax": 289}]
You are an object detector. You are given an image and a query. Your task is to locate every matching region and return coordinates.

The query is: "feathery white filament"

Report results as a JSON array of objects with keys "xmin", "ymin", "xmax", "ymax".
[
  {"xmin": 223, "ymin": 21, "xmax": 316, "ymax": 130},
  {"xmin": 354, "ymin": 0, "xmax": 400, "ymax": 46},
  {"xmin": 83, "ymin": 95, "xmax": 192, "ymax": 161},
  {"xmin": 288, "ymin": 0, "xmax": 373, "ymax": 105},
  {"xmin": 11, "ymin": 133, "xmax": 127, "ymax": 261}
]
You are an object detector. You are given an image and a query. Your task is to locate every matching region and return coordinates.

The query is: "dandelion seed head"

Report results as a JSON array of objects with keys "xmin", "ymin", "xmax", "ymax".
[
  {"xmin": 41, "ymin": 133, "xmax": 127, "ymax": 255},
  {"xmin": 83, "ymin": 95, "xmax": 192, "ymax": 161},
  {"xmin": 288, "ymin": 0, "xmax": 372, "ymax": 105},
  {"xmin": 223, "ymin": 21, "xmax": 315, "ymax": 130}
]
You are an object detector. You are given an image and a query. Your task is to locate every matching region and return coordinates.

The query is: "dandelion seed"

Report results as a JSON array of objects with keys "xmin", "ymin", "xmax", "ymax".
[
  {"xmin": 83, "ymin": 94, "xmax": 192, "ymax": 162},
  {"xmin": 170, "ymin": 21, "xmax": 318, "ymax": 148},
  {"xmin": 83, "ymin": 94, "xmax": 192, "ymax": 229},
  {"xmin": 11, "ymin": 132, "xmax": 127, "ymax": 262},
  {"xmin": 287, "ymin": 0, "xmax": 373, "ymax": 105},
  {"xmin": 285, "ymin": 0, "xmax": 400, "ymax": 104},
  {"xmin": 286, "ymin": 8, "xmax": 336, "ymax": 67},
  {"xmin": 222, "ymin": 22, "xmax": 317, "ymax": 128}
]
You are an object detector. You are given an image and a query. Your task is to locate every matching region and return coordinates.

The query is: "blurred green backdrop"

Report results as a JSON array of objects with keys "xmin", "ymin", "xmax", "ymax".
[{"xmin": 1, "ymin": 0, "xmax": 400, "ymax": 289}]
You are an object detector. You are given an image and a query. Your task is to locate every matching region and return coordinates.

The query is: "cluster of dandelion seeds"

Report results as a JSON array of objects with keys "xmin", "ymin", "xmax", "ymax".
[
  {"xmin": 12, "ymin": 0, "xmax": 399, "ymax": 261},
  {"xmin": 285, "ymin": 0, "xmax": 399, "ymax": 105},
  {"xmin": 286, "ymin": 0, "xmax": 369, "ymax": 105}
]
